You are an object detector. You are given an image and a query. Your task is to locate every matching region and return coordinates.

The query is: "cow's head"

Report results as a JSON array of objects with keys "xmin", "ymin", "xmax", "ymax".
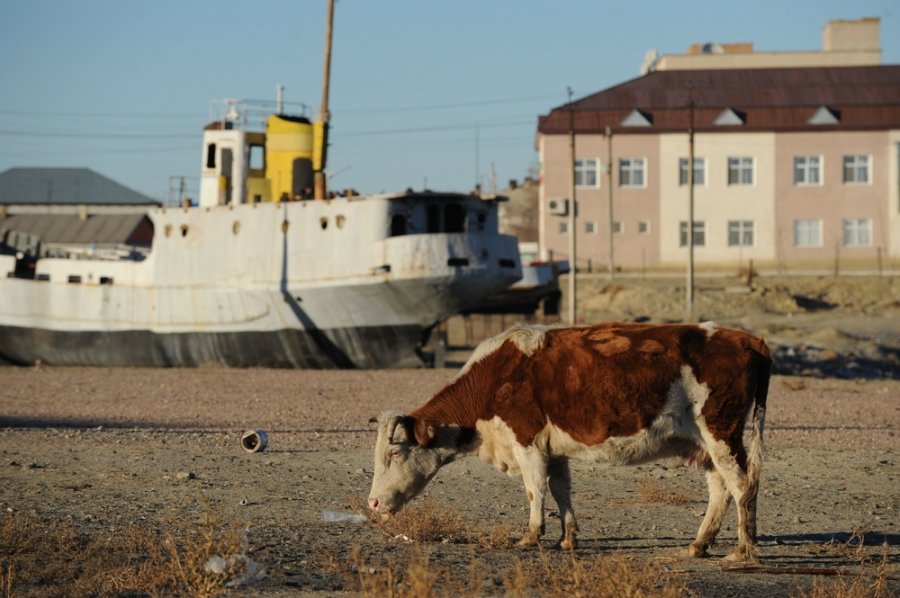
[{"xmin": 367, "ymin": 411, "xmax": 475, "ymax": 515}]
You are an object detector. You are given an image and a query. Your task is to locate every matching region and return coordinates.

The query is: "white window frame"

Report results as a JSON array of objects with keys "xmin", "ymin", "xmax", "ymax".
[
  {"xmin": 793, "ymin": 156, "xmax": 821, "ymax": 186},
  {"xmin": 575, "ymin": 158, "xmax": 600, "ymax": 188},
  {"xmin": 618, "ymin": 157, "xmax": 646, "ymax": 187},
  {"xmin": 678, "ymin": 157, "xmax": 706, "ymax": 186},
  {"xmin": 585, "ymin": 221, "xmax": 597, "ymax": 234},
  {"xmin": 558, "ymin": 221, "xmax": 569, "ymax": 234},
  {"xmin": 843, "ymin": 218, "xmax": 872, "ymax": 246},
  {"xmin": 794, "ymin": 219, "xmax": 822, "ymax": 247},
  {"xmin": 612, "ymin": 221, "xmax": 623, "ymax": 234},
  {"xmin": 637, "ymin": 220, "xmax": 650, "ymax": 235},
  {"xmin": 842, "ymin": 155, "xmax": 870, "ymax": 185},
  {"xmin": 678, "ymin": 221, "xmax": 706, "ymax": 247},
  {"xmin": 727, "ymin": 220, "xmax": 755, "ymax": 247},
  {"xmin": 727, "ymin": 156, "xmax": 754, "ymax": 186}
]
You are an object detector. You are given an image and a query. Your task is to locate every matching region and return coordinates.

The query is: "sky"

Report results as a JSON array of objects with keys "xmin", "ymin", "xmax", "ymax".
[{"xmin": 1, "ymin": 1, "xmax": 897, "ymax": 204}]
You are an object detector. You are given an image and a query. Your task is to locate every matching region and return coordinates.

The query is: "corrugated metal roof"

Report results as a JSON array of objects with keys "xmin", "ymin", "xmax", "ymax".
[
  {"xmin": 0, "ymin": 168, "xmax": 161, "ymax": 206},
  {"xmin": 0, "ymin": 213, "xmax": 150, "ymax": 245},
  {"xmin": 538, "ymin": 65, "xmax": 900, "ymax": 134}
]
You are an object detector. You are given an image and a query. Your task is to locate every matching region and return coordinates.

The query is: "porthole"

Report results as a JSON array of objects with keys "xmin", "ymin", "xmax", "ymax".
[
  {"xmin": 164, "ymin": 224, "xmax": 172, "ymax": 237},
  {"xmin": 232, "ymin": 221, "xmax": 241, "ymax": 235},
  {"xmin": 180, "ymin": 224, "xmax": 189, "ymax": 237},
  {"xmin": 281, "ymin": 220, "xmax": 290, "ymax": 234},
  {"xmin": 320, "ymin": 217, "xmax": 328, "ymax": 230},
  {"xmin": 336, "ymin": 214, "xmax": 346, "ymax": 229}
]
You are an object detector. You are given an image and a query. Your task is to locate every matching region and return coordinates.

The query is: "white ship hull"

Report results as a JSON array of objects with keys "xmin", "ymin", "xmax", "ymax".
[{"xmin": 0, "ymin": 194, "xmax": 521, "ymax": 368}]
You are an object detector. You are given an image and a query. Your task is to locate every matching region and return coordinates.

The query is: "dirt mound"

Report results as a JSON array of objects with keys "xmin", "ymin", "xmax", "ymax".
[{"xmin": 572, "ymin": 275, "xmax": 900, "ymax": 379}]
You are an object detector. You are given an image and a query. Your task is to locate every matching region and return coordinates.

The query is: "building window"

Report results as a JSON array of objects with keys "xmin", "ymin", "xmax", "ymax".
[
  {"xmin": 678, "ymin": 157, "xmax": 705, "ymax": 186},
  {"xmin": 612, "ymin": 221, "xmax": 622, "ymax": 234},
  {"xmin": 793, "ymin": 156, "xmax": 821, "ymax": 186},
  {"xmin": 678, "ymin": 221, "xmax": 706, "ymax": 247},
  {"xmin": 794, "ymin": 219, "xmax": 822, "ymax": 247},
  {"xmin": 618, "ymin": 157, "xmax": 646, "ymax": 187},
  {"xmin": 727, "ymin": 156, "xmax": 754, "ymax": 186},
  {"xmin": 842, "ymin": 155, "xmax": 870, "ymax": 184},
  {"xmin": 843, "ymin": 219, "xmax": 872, "ymax": 246},
  {"xmin": 638, "ymin": 220, "xmax": 650, "ymax": 235},
  {"xmin": 585, "ymin": 221, "xmax": 597, "ymax": 234},
  {"xmin": 727, "ymin": 220, "xmax": 755, "ymax": 247},
  {"xmin": 575, "ymin": 158, "xmax": 600, "ymax": 187},
  {"xmin": 558, "ymin": 221, "xmax": 568, "ymax": 234}
]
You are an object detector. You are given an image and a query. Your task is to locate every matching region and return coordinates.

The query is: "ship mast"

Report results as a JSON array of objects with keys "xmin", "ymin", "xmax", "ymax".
[{"xmin": 314, "ymin": 0, "xmax": 335, "ymax": 199}]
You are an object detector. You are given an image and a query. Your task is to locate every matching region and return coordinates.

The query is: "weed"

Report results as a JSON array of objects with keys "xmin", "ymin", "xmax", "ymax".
[{"xmin": 0, "ymin": 502, "xmax": 257, "ymax": 597}]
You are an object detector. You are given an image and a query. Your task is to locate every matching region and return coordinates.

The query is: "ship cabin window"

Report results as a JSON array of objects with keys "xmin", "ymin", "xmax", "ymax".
[
  {"xmin": 444, "ymin": 203, "xmax": 465, "ymax": 233},
  {"xmin": 427, "ymin": 204, "xmax": 440, "ymax": 233},
  {"xmin": 390, "ymin": 214, "xmax": 407, "ymax": 237},
  {"xmin": 206, "ymin": 143, "xmax": 217, "ymax": 169},
  {"xmin": 249, "ymin": 144, "xmax": 264, "ymax": 173}
]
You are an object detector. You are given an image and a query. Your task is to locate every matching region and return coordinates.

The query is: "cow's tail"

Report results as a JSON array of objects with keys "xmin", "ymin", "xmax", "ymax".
[{"xmin": 745, "ymin": 347, "xmax": 770, "ymax": 534}]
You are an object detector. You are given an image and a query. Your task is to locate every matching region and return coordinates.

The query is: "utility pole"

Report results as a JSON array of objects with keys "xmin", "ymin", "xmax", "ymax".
[
  {"xmin": 567, "ymin": 86, "xmax": 577, "ymax": 325},
  {"xmin": 313, "ymin": 0, "xmax": 335, "ymax": 200},
  {"xmin": 686, "ymin": 92, "xmax": 696, "ymax": 321},
  {"xmin": 606, "ymin": 126, "xmax": 614, "ymax": 281}
]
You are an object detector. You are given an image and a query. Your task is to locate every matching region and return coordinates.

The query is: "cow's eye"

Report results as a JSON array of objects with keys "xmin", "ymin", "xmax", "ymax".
[{"xmin": 389, "ymin": 449, "xmax": 403, "ymax": 461}]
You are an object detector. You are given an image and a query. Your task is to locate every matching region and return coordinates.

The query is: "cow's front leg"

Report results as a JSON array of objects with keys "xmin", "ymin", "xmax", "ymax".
[
  {"xmin": 514, "ymin": 445, "xmax": 548, "ymax": 547},
  {"xmin": 548, "ymin": 458, "xmax": 578, "ymax": 550}
]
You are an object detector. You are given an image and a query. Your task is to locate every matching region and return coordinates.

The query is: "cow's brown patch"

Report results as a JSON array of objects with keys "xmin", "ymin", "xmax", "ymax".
[
  {"xmin": 411, "ymin": 322, "xmax": 770, "ymax": 452},
  {"xmin": 586, "ymin": 330, "xmax": 632, "ymax": 356}
]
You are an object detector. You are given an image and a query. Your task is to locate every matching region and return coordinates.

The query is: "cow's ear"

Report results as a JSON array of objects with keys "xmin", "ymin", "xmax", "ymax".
[{"xmin": 413, "ymin": 418, "xmax": 437, "ymax": 448}]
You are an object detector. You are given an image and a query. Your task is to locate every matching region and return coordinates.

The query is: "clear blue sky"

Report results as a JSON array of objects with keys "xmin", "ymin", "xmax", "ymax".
[{"xmin": 1, "ymin": 0, "xmax": 897, "ymax": 203}]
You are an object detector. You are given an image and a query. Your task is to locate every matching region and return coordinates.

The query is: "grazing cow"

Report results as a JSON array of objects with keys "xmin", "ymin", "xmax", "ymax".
[{"xmin": 368, "ymin": 322, "xmax": 770, "ymax": 561}]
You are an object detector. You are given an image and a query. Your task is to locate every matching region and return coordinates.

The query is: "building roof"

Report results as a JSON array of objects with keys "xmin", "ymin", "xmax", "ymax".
[
  {"xmin": 0, "ymin": 167, "xmax": 161, "ymax": 206},
  {"xmin": 0, "ymin": 212, "xmax": 151, "ymax": 246},
  {"xmin": 538, "ymin": 65, "xmax": 900, "ymax": 135}
]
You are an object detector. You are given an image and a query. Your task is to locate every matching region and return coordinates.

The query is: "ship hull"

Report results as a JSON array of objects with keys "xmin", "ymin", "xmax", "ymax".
[
  {"xmin": 0, "ymin": 323, "xmax": 424, "ymax": 369},
  {"xmin": 0, "ymin": 195, "xmax": 522, "ymax": 368}
]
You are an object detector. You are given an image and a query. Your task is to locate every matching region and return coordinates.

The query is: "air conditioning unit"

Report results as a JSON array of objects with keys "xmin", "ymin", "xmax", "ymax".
[{"xmin": 547, "ymin": 197, "xmax": 568, "ymax": 216}]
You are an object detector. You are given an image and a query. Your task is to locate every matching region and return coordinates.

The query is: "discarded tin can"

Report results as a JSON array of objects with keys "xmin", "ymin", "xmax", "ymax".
[{"xmin": 240, "ymin": 429, "xmax": 268, "ymax": 453}]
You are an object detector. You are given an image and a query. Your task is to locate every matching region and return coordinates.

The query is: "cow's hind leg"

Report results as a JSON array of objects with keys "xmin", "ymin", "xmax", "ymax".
[
  {"xmin": 687, "ymin": 467, "xmax": 731, "ymax": 557},
  {"xmin": 706, "ymin": 442, "xmax": 759, "ymax": 562},
  {"xmin": 514, "ymin": 445, "xmax": 548, "ymax": 547},
  {"xmin": 548, "ymin": 458, "xmax": 578, "ymax": 550}
]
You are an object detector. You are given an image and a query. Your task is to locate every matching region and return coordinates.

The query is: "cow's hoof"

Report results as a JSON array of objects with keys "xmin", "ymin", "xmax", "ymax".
[
  {"xmin": 557, "ymin": 537, "xmax": 577, "ymax": 551},
  {"xmin": 685, "ymin": 543, "xmax": 708, "ymax": 558},
  {"xmin": 517, "ymin": 532, "xmax": 540, "ymax": 548}
]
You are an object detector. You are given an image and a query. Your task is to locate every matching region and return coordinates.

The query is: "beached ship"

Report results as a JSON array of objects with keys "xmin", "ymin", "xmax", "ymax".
[
  {"xmin": 0, "ymin": 0, "xmax": 523, "ymax": 368},
  {"xmin": 0, "ymin": 95, "xmax": 521, "ymax": 368}
]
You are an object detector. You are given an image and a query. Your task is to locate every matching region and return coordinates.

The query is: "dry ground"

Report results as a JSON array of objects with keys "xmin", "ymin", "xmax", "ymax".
[
  {"xmin": 1, "ymin": 369, "xmax": 898, "ymax": 597},
  {"xmin": 1, "ymin": 275, "xmax": 899, "ymax": 596}
]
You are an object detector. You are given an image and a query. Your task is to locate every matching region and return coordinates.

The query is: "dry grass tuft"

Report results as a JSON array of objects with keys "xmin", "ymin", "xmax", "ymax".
[
  {"xmin": 0, "ymin": 503, "xmax": 256, "ymax": 598},
  {"xmin": 349, "ymin": 497, "xmax": 515, "ymax": 549},
  {"xmin": 800, "ymin": 524, "xmax": 895, "ymax": 598},
  {"xmin": 512, "ymin": 550, "xmax": 692, "ymax": 598},
  {"xmin": 637, "ymin": 480, "xmax": 692, "ymax": 505}
]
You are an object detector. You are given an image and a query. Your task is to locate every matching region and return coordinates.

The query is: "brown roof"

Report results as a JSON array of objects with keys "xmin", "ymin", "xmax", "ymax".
[{"xmin": 537, "ymin": 65, "xmax": 900, "ymax": 134}]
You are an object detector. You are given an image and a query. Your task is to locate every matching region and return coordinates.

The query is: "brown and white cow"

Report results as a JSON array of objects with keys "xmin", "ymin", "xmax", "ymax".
[{"xmin": 368, "ymin": 322, "xmax": 771, "ymax": 561}]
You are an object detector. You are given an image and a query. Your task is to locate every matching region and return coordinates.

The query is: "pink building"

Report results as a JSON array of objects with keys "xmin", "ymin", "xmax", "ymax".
[{"xmin": 537, "ymin": 65, "xmax": 900, "ymax": 273}]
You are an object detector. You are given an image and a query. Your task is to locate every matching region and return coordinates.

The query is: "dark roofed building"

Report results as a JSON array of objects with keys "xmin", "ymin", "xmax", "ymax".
[
  {"xmin": 538, "ymin": 65, "xmax": 900, "ymax": 135},
  {"xmin": 536, "ymin": 64, "xmax": 900, "ymax": 274},
  {"xmin": 0, "ymin": 167, "xmax": 160, "ymax": 206}
]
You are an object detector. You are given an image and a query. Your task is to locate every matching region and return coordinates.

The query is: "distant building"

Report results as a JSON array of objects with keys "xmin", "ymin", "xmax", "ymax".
[
  {"xmin": 641, "ymin": 17, "xmax": 881, "ymax": 74},
  {"xmin": 0, "ymin": 167, "xmax": 160, "ymax": 206},
  {"xmin": 537, "ymin": 19, "xmax": 900, "ymax": 273},
  {"xmin": 0, "ymin": 168, "xmax": 158, "ymax": 261}
]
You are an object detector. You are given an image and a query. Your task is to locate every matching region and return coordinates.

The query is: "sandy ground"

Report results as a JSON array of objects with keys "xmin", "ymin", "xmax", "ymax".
[
  {"xmin": 1, "ymin": 366, "xmax": 898, "ymax": 596},
  {"xmin": 1, "ymin": 275, "xmax": 899, "ymax": 596}
]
